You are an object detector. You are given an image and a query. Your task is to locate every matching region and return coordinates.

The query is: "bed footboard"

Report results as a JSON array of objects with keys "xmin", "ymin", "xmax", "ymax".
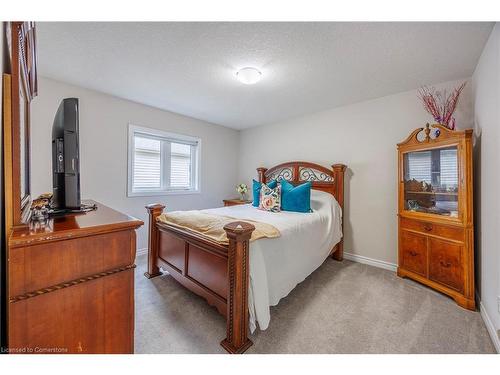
[{"xmin": 144, "ymin": 204, "xmax": 255, "ymax": 354}]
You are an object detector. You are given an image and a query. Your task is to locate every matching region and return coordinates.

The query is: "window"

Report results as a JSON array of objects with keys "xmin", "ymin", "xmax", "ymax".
[
  {"xmin": 170, "ymin": 142, "xmax": 192, "ymax": 188},
  {"xmin": 128, "ymin": 125, "xmax": 200, "ymax": 196}
]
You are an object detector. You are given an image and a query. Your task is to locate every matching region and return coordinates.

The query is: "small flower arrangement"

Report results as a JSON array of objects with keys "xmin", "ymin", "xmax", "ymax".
[
  {"xmin": 236, "ymin": 183, "xmax": 248, "ymax": 200},
  {"xmin": 418, "ymin": 82, "xmax": 466, "ymax": 130}
]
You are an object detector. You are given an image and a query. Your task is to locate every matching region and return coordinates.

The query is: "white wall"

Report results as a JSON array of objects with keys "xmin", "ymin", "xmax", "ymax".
[
  {"xmin": 31, "ymin": 77, "xmax": 240, "ymax": 250},
  {"xmin": 472, "ymin": 23, "xmax": 500, "ymax": 339},
  {"xmin": 238, "ymin": 79, "xmax": 472, "ymax": 265}
]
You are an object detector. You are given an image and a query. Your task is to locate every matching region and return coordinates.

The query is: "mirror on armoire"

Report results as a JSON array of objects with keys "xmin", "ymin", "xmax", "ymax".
[{"xmin": 3, "ymin": 21, "xmax": 38, "ymax": 231}]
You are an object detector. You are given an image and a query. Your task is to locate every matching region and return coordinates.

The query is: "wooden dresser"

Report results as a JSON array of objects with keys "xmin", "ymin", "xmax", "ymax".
[
  {"xmin": 397, "ymin": 124, "xmax": 474, "ymax": 310},
  {"xmin": 6, "ymin": 201, "xmax": 143, "ymax": 353}
]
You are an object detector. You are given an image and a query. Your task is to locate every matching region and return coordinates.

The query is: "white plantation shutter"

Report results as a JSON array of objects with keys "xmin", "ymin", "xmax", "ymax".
[
  {"xmin": 408, "ymin": 151, "xmax": 432, "ymax": 183},
  {"xmin": 128, "ymin": 125, "xmax": 199, "ymax": 196},
  {"xmin": 170, "ymin": 143, "xmax": 191, "ymax": 188},
  {"xmin": 133, "ymin": 137, "xmax": 161, "ymax": 190},
  {"xmin": 440, "ymin": 148, "xmax": 458, "ymax": 188}
]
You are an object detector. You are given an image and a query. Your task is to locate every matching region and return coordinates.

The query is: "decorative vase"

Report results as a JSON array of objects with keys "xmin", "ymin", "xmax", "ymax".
[{"xmin": 240, "ymin": 193, "xmax": 246, "ymax": 201}]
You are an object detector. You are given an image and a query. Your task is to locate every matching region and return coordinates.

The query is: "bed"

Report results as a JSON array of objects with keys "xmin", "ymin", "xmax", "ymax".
[{"xmin": 144, "ymin": 161, "xmax": 346, "ymax": 353}]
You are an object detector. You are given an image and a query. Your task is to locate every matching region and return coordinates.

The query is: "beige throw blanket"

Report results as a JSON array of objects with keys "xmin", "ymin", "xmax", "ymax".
[{"xmin": 157, "ymin": 211, "xmax": 280, "ymax": 245}]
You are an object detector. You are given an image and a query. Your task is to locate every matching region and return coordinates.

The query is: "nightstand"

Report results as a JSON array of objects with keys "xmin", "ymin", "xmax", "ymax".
[{"xmin": 223, "ymin": 199, "xmax": 252, "ymax": 207}]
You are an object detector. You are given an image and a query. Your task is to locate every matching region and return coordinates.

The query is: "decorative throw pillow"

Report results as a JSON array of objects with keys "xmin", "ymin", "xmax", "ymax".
[
  {"xmin": 252, "ymin": 179, "xmax": 277, "ymax": 207},
  {"xmin": 280, "ymin": 180, "xmax": 312, "ymax": 213},
  {"xmin": 258, "ymin": 183, "xmax": 281, "ymax": 212}
]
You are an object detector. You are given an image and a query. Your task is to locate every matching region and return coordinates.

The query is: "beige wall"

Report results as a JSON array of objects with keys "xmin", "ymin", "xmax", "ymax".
[
  {"xmin": 31, "ymin": 77, "xmax": 240, "ymax": 250},
  {"xmin": 238, "ymin": 79, "xmax": 473, "ymax": 266},
  {"xmin": 472, "ymin": 23, "xmax": 500, "ymax": 340}
]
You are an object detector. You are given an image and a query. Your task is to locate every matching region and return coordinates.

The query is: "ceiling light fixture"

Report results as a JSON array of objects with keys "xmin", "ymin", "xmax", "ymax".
[{"xmin": 236, "ymin": 67, "xmax": 262, "ymax": 85}]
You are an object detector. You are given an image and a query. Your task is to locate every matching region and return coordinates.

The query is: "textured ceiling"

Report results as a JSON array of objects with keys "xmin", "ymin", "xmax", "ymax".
[{"xmin": 37, "ymin": 22, "xmax": 494, "ymax": 129}]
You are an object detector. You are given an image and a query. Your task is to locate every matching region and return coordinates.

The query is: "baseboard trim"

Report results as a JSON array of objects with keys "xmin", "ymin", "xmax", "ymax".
[
  {"xmin": 136, "ymin": 247, "xmax": 148, "ymax": 257},
  {"xmin": 344, "ymin": 252, "xmax": 397, "ymax": 272},
  {"xmin": 479, "ymin": 301, "xmax": 500, "ymax": 353}
]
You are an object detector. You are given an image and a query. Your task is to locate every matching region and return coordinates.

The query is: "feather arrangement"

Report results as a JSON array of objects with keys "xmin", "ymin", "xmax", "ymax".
[{"xmin": 418, "ymin": 82, "xmax": 466, "ymax": 130}]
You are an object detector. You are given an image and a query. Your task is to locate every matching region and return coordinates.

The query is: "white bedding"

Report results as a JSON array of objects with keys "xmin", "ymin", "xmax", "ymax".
[{"xmin": 201, "ymin": 189, "xmax": 342, "ymax": 332}]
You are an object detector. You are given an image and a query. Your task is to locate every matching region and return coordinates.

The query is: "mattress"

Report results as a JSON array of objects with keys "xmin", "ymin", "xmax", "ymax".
[{"xmin": 201, "ymin": 189, "xmax": 342, "ymax": 332}]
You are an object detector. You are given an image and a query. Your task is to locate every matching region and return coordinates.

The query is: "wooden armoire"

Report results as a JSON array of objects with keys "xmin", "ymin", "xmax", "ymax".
[{"xmin": 397, "ymin": 123, "xmax": 475, "ymax": 310}]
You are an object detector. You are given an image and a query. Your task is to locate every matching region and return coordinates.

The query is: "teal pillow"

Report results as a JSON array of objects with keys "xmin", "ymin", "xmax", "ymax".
[
  {"xmin": 252, "ymin": 179, "xmax": 277, "ymax": 207},
  {"xmin": 280, "ymin": 180, "xmax": 312, "ymax": 213}
]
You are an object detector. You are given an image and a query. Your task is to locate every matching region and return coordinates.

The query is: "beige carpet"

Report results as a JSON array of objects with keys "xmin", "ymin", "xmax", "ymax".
[{"xmin": 134, "ymin": 254, "xmax": 495, "ymax": 354}]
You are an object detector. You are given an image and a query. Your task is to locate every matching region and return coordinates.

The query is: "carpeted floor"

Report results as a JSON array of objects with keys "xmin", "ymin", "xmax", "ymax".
[{"xmin": 134, "ymin": 254, "xmax": 495, "ymax": 354}]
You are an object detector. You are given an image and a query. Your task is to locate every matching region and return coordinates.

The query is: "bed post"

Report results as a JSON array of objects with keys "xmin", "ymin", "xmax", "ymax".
[
  {"xmin": 221, "ymin": 221, "xmax": 255, "ymax": 354},
  {"xmin": 257, "ymin": 167, "xmax": 267, "ymax": 183},
  {"xmin": 144, "ymin": 203, "xmax": 165, "ymax": 279},
  {"xmin": 331, "ymin": 164, "xmax": 347, "ymax": 261}
]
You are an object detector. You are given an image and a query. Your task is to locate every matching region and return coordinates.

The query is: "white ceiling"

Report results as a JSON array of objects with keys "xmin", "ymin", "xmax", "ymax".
[{"xmin": 37, "ymin": 22, "xmax": 494, "ymax": 129}]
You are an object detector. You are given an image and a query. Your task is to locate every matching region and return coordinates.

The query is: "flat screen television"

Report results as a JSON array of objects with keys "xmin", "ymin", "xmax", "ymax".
[{"xmin": 52, "ymin": 98, "xmax": 81, "ymax": 211}]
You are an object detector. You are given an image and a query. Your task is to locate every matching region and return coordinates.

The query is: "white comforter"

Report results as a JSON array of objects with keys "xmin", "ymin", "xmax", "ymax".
[{"xmin": 202, "ymin": 190, "xmax": 342, "ymax": 332}]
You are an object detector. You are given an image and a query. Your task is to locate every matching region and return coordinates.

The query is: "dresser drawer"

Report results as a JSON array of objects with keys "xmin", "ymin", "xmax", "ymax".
[
  {"xmin": 400, "ymin": 230, "xmax": 427, "ymax": 276},
  {"xmin": 9, "ymin": 230, "xmax": 135, "ymax": 298},
  {"xmin": 428, "ymin": 238, "xmax": 464, "ymax": 293},
  {"xmin": 9, "ymin": 268, "xmax": 134, "ymax": 353},
  {"xmin": 400, "ymin": 217, "xmax": 464, "ymax": 242}
]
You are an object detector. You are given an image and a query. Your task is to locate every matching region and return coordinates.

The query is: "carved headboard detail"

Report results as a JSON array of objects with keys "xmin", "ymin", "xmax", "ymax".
[{"xmin": 256, "ymin": 161, "xmax": 347, "ymax": 211}]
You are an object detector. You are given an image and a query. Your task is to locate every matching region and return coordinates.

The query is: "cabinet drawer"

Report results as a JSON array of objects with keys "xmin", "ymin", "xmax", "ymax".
[
  {"xmin": 400, "ymin": 230, "xmax": 427, "ymax": 276},
  {"xmin": 429, "ymin": 238, "xmax": 464, "ymax": 293},
  {"xmin": 400, "ymin": 217, "xmax": 464, "ymax": 242}
]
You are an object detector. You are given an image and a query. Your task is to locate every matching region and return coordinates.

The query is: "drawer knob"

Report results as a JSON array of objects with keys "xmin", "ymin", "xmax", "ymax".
[
  {"xmin": 440, "ymin": 260, "xmax": 452, "ymax": 268},
  {"xmin": 409, "ymin": 250, "xmax": 418, "ymax": 257},
  {"xmin": 423, "ymin": 224, "xmax": 433, "ymax": 231}
]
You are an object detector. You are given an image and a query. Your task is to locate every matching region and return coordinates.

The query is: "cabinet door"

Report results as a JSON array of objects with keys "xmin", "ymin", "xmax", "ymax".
[
  {"xmin": 403, "ymin": 146, "xmax": 459, "ymax": 218},
  {"xmin": 400, "ymin": 230, "xmax": 427, "ymax": 276},
  {"xmin": 428, "ymin": 237, "xmax": 464, "ymax": 293}
]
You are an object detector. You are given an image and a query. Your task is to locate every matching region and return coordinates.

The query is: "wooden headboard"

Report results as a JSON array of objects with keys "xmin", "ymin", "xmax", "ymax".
[{"xmin": 256, "ymin": 161, "xmax": 347, "ymax": 211}]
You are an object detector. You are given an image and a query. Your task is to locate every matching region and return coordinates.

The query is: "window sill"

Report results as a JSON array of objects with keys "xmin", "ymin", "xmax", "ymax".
[{"xmin": 127, "ymin": 189, "xmax": 201, "ymax": 198}]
